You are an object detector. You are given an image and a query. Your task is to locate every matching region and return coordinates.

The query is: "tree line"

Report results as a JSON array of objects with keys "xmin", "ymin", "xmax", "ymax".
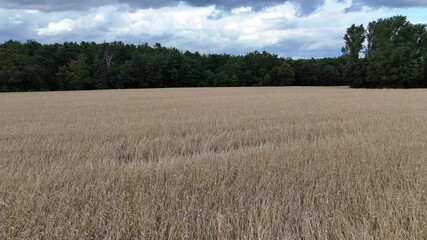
[
  {"xmin": 0, "ymin": 41, "xmax": 345, "ymax": 91},
  {"xmin": 0, "ymin": 15, "xmax": 426, "ymax": 91}
]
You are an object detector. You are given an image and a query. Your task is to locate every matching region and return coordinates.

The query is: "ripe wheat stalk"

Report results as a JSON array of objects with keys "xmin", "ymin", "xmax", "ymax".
[{"xmin": 1, "ymin": 87, "xmax": 427, "ymax": 239}]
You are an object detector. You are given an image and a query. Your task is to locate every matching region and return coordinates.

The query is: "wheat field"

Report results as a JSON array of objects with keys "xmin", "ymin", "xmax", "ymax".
[{"xmin": 1, "ymin": 87, "xmax": 427, "ymax": 239}]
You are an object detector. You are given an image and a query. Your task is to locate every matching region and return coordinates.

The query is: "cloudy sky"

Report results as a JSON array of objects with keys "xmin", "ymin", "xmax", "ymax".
[{"xmin": 0, "ymin": 0, "xmax": 426, "ymax": 58}]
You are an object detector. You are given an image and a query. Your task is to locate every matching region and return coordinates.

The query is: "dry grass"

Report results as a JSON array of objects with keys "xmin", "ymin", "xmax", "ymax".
[{"xmin": 1, "ymin": 87, "xmax": 427, "ymax": 239}]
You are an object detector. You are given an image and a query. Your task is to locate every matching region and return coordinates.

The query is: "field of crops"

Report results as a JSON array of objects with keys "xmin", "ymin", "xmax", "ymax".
[{"xmin": 1, "ymin": 87, "xmax": 427, "ymax": 239}]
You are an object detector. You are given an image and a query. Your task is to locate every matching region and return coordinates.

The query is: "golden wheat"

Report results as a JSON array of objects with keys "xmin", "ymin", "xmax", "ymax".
[{"xmin": 1, "ymin": 87, "xmax": 427, "ymax": 239}]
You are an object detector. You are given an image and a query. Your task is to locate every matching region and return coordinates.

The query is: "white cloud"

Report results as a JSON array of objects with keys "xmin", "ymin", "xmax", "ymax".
[
  {"xmin": 24, "ymin": 9, "xmax": 40, "ymax": 14},
  {"xmin": 231, "ymin": 6, "xmax": 252, "ymax": 14},
  {"xmin": 37, "ymin": 19, "xmax": 74, "ymax": 36},
  {"xmin": 8, "ymin": 14, "xmax": 24, "ymax": 24}
]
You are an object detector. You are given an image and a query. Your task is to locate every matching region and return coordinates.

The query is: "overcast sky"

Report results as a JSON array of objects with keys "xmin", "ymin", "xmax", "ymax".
[{"xmin": 0, "ymin": 0, "xmax": 426, "ymax": 58}]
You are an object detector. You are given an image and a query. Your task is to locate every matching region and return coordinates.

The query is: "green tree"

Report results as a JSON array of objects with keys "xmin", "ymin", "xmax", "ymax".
[
  {"xmin": 342, "ymin": 24, "xmax": 366, "ymax": 86},
  {"xmin": 215, "ymin": 71, "xmax": 229, "ymax": 87},
  {"xmin": 164, "ymin": 48, "xmax": 182, "ymax": 87},
  {"xmin": 321, "ymin": 64, "xmax": 341, "ymax": 86},
  {"xmin": 291, "ymin": 59, "xmax": 320, "ymax": 86},
  {"xmin": 260, "ymin": 73, "xmax": 272, "ymax": 86},
  {"xmin": 93, "ymin": 60, "xmax": 109, "ymax": 89},
  {"xmin": 365, "ymin": 16, "xmax": 426, "ymax": 88},
  {"xmin": 0, "ymin": 40, "xmax": 40, "ymax": 91},
  {"xmin": 270, "ymin": 63, "xmax": 295, "ymax": 86},
  {"xmin": 342, "ymin": 24, "xmax": 366, "ymax": 60},
  {"xmin": 56, "ymin": 55, "xmax": 91, "ymax": 90},
  {"xmin": 33, "ymin": 44, "xmax": 59, "ymax": 90},
  {"xmin": 201, "ymin": 70, "xmax": 215, "ymax": 87},
  {"xmin": 230, "ymin": 73, "xmax": 239, "ymax": 86}
]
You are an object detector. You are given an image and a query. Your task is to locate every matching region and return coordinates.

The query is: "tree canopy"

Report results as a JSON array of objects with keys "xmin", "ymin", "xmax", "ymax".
[
  {"xmin": 0, "ymin": 41, "xmax": 346, "ymax": 91},
  {"xmin": 344, "ymin": 16, "xmax": 427, "ymax": 88}
]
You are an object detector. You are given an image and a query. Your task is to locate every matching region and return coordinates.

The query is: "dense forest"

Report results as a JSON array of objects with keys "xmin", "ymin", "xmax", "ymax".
[
  {"xmin": 343, "ymin": 16, "xmax": 427, "ymax": 88},
  {"xmin": 0, "ymin": 15, "xmax": 426, "ymax": 91}
]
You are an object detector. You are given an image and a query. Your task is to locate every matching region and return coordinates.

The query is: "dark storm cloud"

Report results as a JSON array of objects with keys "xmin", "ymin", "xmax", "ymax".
[
  {"xmin": 2, "ymin": 0, "xmax": 426, "ymax": 14},
  {"xmin": 359, "ymin": 0, "xmax": 427, "ymax": 8},
  {"xmin": 135, "ymin": 0, "xmax": 325, "ymax": 14},
  {"xmin": 0, "ymin": 0, "xmax": 113, "ymax": 11},
  {"xmin": 0, "ymin": 0, "xmax": 325, "ymax": 14},
  {"xmin": 345, "ymin": 0, "xmax": 427, "ymax": 11}
]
